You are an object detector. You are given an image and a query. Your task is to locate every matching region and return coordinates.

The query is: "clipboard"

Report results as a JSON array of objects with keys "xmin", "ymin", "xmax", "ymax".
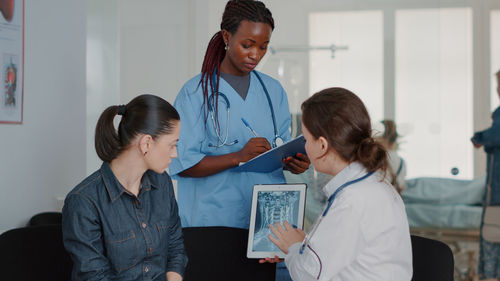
[{"xmin": 234, "ymin": 135, "xmax": 306, "ymax": 173}]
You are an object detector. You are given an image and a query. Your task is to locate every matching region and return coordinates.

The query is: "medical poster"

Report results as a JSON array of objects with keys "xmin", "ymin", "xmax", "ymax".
[{"xmin": 0, "ymin": 0, "xmax": 23, "ymax": 124}]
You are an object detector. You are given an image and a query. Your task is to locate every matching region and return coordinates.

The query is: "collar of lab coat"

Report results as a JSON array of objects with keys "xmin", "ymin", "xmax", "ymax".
[{"xmin": 323, "ymin": 161, "xmax": 369, "ymax": 199}]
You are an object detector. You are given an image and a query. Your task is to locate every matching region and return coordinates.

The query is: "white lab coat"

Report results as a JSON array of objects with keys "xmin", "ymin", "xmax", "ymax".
[{"xmin": 285, "ymin": 162, "xmax": 412, "ymax": 281}]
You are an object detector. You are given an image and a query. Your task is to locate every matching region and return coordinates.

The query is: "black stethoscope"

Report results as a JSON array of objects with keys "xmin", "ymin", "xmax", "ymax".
[
  {"xmin": 299, "ymin": 171, "xmax": 374, "ymax": 255},
  {"xmin": 208, "ymin": 71, "xmax": 283, "ymax": 148}
]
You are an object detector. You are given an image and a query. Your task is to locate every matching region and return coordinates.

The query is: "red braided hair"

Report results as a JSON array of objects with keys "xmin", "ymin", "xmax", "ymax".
[{"xmin": 200, "ymin": 0, "xmax": 274, "ymax": 126}]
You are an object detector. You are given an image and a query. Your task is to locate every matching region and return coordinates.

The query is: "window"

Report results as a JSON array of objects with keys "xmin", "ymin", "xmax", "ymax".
[
  {"xmin": 491, "ymin": 10, "xmax": 500, "ymax": 111},
  {"xmin": 309, "ymin": 11, "xmax": 384, "ymax": 123},
  {"xmin": 395, "ymin": 8, "xmax": 473, "ymax": 179}
]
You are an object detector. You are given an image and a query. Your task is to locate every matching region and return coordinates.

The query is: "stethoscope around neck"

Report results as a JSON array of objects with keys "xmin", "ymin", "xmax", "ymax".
[
  {"xmin": 208, "ymin": 70, "xmax": 283, "ymax": 148},
  {"xmin": 299, "ymin": 171, "xmax": 374, "ymax": 255}
]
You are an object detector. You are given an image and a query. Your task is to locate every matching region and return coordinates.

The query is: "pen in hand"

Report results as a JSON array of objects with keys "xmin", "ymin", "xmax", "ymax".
[{"xmin": 241, "ymin": 118, "xmax": 259, "ymax": 137}]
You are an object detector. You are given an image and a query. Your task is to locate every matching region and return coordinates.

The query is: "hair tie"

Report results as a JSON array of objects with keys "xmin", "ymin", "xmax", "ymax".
[{"xmin": 117, "ymin": 105, "xmax": 126, "ymax": 116}]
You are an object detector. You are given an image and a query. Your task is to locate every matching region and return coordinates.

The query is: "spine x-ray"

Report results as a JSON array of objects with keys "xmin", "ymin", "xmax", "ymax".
[{"xmin": 252, "ymin": 191, "xmax": 300, "ymax": 251}]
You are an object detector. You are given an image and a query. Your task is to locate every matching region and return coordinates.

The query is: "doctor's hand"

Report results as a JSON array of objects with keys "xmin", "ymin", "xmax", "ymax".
[
  {"xmin": 283, "ymin": 153, "xmax": 310, "ymax": 174},
  {"xmin": 258, "ymin": 255, "xmax": 283, "ymax": 264},
  {"xmin": 268, "ymin": 221, "xmax": 306, "ymax": 255},
  {"xmin": 236, "ymin": 137, "xmax": 272, "ymax": 162}
]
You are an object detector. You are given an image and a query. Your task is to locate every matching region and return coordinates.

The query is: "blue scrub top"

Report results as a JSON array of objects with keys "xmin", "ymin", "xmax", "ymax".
[{"xmin": 170, "ymin": 71, "xmax": 292, "ymax": 229}]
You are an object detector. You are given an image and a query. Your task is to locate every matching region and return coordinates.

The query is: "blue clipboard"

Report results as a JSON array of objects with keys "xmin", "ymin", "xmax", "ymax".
[{"xmin": 234, "ymin": 135, "xmax": 306, "ymax": 173}]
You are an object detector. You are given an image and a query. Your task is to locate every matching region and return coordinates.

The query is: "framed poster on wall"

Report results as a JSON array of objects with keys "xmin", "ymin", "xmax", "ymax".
[{"xmin": 0, "ymin": 0, "xmax": 24, "ymax": 124}]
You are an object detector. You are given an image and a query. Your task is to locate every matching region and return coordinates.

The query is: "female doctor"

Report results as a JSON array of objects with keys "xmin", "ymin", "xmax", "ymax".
[
  {"xmin": 170, "ymin": 0, "xmax": 309, "ymax": 229},
  {"xmin": 265, "ymin": 88, "xmax": 412, "ymax": 281}
]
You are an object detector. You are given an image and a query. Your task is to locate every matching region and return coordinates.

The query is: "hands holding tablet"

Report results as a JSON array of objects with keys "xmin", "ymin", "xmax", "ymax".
[
  {"xmin": 269, "ymin": 221, "xmax": 306, "ymax": 254},
  {"xmin": 259, "ymin": 221, "xmax": 306, "ymax": 263}
]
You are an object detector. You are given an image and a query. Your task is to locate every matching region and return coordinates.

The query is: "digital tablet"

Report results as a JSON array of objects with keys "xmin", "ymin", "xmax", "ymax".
[{"xmin": 247, "ymin": 184, "xmax": 307, "ymax": 259}]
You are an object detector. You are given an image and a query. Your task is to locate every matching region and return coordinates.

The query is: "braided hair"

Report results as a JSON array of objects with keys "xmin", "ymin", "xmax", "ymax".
[{"xmin": 200, "ymin": 0, "xmax": 274, "ymax": 125}]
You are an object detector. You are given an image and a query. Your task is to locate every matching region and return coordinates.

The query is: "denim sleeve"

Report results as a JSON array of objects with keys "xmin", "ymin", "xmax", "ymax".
[
  {"xmin": 62, "ymin": 194, "xmax": 114, "ymax": 280},
  {"xmin": 164, "ymin": 176, "xmax": 188, "ymax": 276}
]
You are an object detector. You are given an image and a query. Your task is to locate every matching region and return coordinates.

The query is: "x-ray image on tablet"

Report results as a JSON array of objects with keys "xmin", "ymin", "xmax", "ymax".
[{"xmin": 247, "ymin": 184, "xmax": 306, "ymax": 259}]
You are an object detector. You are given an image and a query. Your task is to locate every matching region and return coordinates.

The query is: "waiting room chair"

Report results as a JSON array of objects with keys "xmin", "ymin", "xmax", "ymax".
[
  {"xmin": 182, "ymin": 226, "xmax": 276, "ymax": 281},
  {"xmin": 0, "ymin": 224, "xmax": 72, "ymax": 281},
  {"xmin": 28, "ymin": 211, "xmax": 62, "ymax": 226},
  {"xmin": 411, "ymin": 235, "xmax": 454, "ymax": 281}
]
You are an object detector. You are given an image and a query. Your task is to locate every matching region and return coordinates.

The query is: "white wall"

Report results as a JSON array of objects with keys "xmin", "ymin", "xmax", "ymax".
[
  {"xmin": 86, "ymin": 0, "xmax": 120, "ymax": 174},
  {"xmin": 0, "ymin": 0, "xmax": 87, "ymax": 232},
  {"xmin": 119, "ymin": 0, "xmax": 191, "ymax": 105}
]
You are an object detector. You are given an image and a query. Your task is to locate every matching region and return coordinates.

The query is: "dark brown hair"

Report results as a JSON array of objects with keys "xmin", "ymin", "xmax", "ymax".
[
  {"xmin": 94, "ymin": 94, "xmax": 180, "ymax": 162},
  {"xmin": 381, "ymin": 119, "xmax": 398, "ymax": 146},
  {"xmin": 200, "ymin": 0, "xmax": 274, "ymax": 124},
  {"xmin": 301, "ymin": 87, "xmax": 388, "ymax": 173}
]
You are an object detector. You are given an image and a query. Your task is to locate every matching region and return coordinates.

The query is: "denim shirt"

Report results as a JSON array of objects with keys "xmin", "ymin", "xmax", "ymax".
[
  {"xmin": 62, "ymin": 162, "xmax": 187, "ymax": 281},
  {"xmin": 473, "ymin": 106, "xmax": 500, "ymax": 205}
]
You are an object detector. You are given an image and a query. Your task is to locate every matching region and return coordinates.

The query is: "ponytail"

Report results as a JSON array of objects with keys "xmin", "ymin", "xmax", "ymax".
[
  {"xmin": 95, "ymin": 105, "xmax": 123, "ymax": 162},
  {"xmin": 94, "ymin": 94, "xmax": 180, "ymax": 163},
  {"xmin": 200, "ymin": 31, "xmax": 225, "ymax": 125},
  {"xmin": 302, "ymin": 87, "xmax": 388, "ymax": 174},
  {"xmin": 356, "ymin": 137, "xmax": 388, "ymax": 173}
]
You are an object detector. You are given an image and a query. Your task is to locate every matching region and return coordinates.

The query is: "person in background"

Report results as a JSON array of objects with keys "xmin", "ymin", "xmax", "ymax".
[
  {"xmin": 264, "ymin": 87, "xmax": 413, "ymax": 281},
  {"xmin": 62, "ymin": 94, "xmax": 187, "ymax": 281},
  {"xmin": 377, "ymin": 119, "xmax": 407, "ymax": 193},
  {"xmin": 472, "ymin": 70, "xmax": 500, "ymax": 281}
]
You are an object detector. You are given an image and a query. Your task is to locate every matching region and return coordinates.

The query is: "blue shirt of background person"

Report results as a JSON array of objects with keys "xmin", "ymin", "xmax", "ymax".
[
  {"xmin": 62, "ymin": 95, "xmax": 187, "ymax": 281},
  {"xmin": 170, "ymin": 0, "xmax": 310, "ymax": 229},
  {"xmin": 472, "ymin": 71, "xmax": 500, "ymax": 205},
  {"xmin": 471, "ymin": 70, "xmax": 500, "ymax": 280}
]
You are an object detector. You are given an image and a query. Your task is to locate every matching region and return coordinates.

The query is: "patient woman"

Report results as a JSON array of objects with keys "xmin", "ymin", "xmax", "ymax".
[
  {"xmin": 62, "ymin": 94, "xmax": 187, "ymax": 280},
  {"xmin": 264, "ymin": 88, "xmax": 412, "ymax": 281}
]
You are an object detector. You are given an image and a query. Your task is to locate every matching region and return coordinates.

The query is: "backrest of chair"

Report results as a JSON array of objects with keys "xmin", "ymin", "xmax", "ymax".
[
  {"xmin": 411, "ymin": 235, "xmax": 454, "ymax": 281},
  {"xmin": 182, "ymin": 226, "xmax": 276, "ymax": 281},
  {"xmin": 0, "ymin": 225, "xmax": 72, "ymax": 281},
  {"xmin": 28, "ymin": 211, "xmax": 63, "ymax": 226}
]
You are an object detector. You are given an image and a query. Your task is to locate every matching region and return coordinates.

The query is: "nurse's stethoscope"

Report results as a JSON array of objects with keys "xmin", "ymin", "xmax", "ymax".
[
  {"xmin": 299, "ymin": 171, "xmax": 374, "ymax": 255},
  {"xmin": 208, "ymin": 71, "xmax": 284, "ymax": 148}
]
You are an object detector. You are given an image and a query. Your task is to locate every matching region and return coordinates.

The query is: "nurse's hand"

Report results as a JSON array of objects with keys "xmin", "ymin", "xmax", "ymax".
[
  {"xmin": 237, "ymin": 137, "xmax": 271, "ymax": 162},
  {"xmin": 283, "ymin": 153, "xmax": 310, "ymax": 174},
  {"xmin": 268, "ymin": 221, "xmax": 305, "ymax": 255}
]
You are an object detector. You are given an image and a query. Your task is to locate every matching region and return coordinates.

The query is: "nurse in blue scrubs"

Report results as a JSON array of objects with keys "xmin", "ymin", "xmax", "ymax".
[{"xmin": 170, "ymin": 0, "xmax": 310, "ymax": 230}]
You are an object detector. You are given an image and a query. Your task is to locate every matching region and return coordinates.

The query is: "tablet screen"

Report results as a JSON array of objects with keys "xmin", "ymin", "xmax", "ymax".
[{"xmin": 247, "ymin": 184, "xmax": 307, "ymax": 259}]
